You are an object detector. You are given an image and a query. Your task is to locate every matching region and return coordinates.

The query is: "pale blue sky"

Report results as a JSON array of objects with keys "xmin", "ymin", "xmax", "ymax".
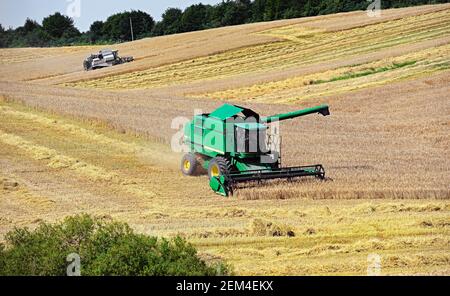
[{"xmin": 0, "ymin": 0, "xmax": 222, "ymax": 32}]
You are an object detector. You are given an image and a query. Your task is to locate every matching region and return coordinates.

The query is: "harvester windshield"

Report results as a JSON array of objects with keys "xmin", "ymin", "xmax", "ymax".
[{"xmin": 235, "ymin": 122, "xmax": 267, "ymax": 154}]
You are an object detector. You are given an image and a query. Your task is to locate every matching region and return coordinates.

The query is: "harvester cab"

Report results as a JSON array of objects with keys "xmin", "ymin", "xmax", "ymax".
[{"xmin": 181, "ymin": 103, "xmax": 330, "ymax": 196}]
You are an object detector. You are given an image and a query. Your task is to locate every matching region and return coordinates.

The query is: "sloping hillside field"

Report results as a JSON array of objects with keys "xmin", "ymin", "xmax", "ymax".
[
  {"xmin": 67, "ymin": 8, "xmax": 450, "ymax": 90},
  {"xmin": 0, "ymin": 4, "xmax": 449, "ymax": 275}
]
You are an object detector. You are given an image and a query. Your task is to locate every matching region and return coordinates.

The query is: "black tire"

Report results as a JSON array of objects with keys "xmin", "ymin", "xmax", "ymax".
[
  {"xmin": 83, "ymin": 60, "xmax": 92, "ymax": 71},
  {"xmin": 181, "ymin": 153, "xmax": 199, "ymax": 176},
  {"xmin": 208, "ymin": 157, "xmax": 232, "ymax": 180}
]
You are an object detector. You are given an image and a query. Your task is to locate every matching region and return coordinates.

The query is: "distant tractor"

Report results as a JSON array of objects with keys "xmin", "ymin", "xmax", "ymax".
[
  {"xmin": 181, "ymin": 103, "xmax": 330, "ymax": 196},
  {"xmin": 83, "ymin": 49, "xmax": 133, "ymax": 71}
]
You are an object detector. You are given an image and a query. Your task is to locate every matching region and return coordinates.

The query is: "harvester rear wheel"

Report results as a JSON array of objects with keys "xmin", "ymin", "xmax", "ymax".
[
  {"xmin": 208, "ymin": 157, "xmax": 232, "ymax": 180},
  {"xmin": 181, "ymin": 153, "xmax": 199, "ymax": 176}
]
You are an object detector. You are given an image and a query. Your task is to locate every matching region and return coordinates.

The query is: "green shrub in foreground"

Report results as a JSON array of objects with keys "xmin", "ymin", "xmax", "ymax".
[{"xmin": 0, "ymin": 214, "xmax": 229, "ymax": 276}]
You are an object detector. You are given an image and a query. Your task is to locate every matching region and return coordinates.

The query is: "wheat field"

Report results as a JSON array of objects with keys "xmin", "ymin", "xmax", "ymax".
[
  {"xmin": 0, "ymin": 4, "xmax": 449, "ymax": 275},
  {"xmin": 1, "ymin": 98, "xmax": 448, "ymax": 275},
  {"xmin": 67, "ymin": 8, "xmax": 450, "ymax": 90}
]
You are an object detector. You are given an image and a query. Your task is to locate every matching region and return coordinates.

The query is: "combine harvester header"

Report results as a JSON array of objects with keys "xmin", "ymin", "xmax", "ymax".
[{"xmin": 181, "ymin": 103, "xmax": 330, "ymax": 196}]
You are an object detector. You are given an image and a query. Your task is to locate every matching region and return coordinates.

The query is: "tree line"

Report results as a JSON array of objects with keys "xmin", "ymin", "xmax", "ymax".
[{"xmin": 0, "ymin": 0, "xmax": 448, "ymax": 48}]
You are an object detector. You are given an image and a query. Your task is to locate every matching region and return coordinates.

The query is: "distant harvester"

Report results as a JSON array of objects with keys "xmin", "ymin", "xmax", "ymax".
[{"xmin": 83, "ymin": 49, "xmax": 134, "ymax": 71}]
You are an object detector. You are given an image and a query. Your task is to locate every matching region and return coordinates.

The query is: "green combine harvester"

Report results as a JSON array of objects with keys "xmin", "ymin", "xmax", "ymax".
[{"xmin": 181, "ymin": 103, "xmax": 330, "ymax": 196}]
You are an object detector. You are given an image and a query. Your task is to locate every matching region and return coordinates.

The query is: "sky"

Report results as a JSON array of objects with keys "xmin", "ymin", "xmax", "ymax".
[{"xmin": 0, "ymin": 0, "xmax": 222, "ymax": 32}]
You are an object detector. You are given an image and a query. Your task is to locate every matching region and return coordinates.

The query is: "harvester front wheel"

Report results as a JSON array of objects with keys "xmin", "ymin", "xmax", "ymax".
[
  {"xmin": 83, "ymin": 60, "xmax": 92, "ymax": 71},
  {"xmin": 181, "ymin": 153, "xmax": 199, "ymax": 176},
  {"xmin": 208, "ymin": 157, "xmax": 232, "ymax": 180}
]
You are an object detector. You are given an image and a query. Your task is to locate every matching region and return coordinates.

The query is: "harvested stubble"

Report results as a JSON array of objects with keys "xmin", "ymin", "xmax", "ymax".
[{"xmin": 0, "ymin": 93, "xmax": 449, "ymax": 275}]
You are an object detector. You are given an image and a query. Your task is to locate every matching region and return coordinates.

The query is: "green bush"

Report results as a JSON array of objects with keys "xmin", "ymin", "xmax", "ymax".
[{"xmin": 0, "ymin": 214, "xmax": 229, "ymax": 276}]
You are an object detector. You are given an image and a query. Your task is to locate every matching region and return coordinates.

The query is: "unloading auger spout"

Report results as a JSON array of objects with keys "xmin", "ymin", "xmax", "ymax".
[{"xmin": 261, "ymin": 105, "xmax": 330, "ymax": 123}]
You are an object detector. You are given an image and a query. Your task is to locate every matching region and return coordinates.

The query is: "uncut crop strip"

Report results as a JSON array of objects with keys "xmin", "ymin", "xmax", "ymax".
[
  {"xmin": 67, "ymin": 9, "xmax": 450, "ymax": 90},
  {"xmin": 193, "ymin": 43, "xmax": 450, "ymax": 103}
]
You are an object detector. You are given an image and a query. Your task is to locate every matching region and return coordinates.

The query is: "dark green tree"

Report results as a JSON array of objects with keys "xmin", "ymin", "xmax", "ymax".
[
  {"xmin": 303, "ymin": 0, "xmax": 322, "ymax": 16},
  {"xmin": 180, "ymin": 4, "xmax": 209, "ymax": 32},
  {"xmin": 42, "ymin": 12, "xmax": 80, "ymax": 38},
  {"xmin": 284, "ymin": 0, "xmax": 307, "ymax": 18},
  {"xmin": 88, "ymin": 21, "xmax": 105, "ymax": 42},
  {"xmin": 158, "ymin": 8, "xmax": 183, "ymax": 35},
  {"xmin": 0, "ymin": 24, "xmax": 4, "ymax": 47},
  {"xmin": 251, "ymin": 0, "xmax": 267, "ymax": 21},
  {"xmin": 24, "ymin": 28, "xmax": 51, "ymax": 47},
  {"xmin": 263, "ymin": 0, "xmax": 277, "ymax": 20},
  {"xmin": 22, "ymin": 18, "xmax": 41, "ymax": 34},
  {"xmin": 103, "ymin": 10, "xmax": 154, "ymax": 41},
  {"xmin": 202, "ymin": 2, "xmax": 225, "ymax": 28},
  {"xmin": 151, "ymin": 21, "xmax": 164, "ymax": 36},
  {"xmin": 130, "ymin": 10, "xmax": 155, "ymax": 39},
  {"xmin": 14, "ymin": 18, "xmax": 41, "ymax": 42},
  {"xmin": 221, "ymin": 0, "xmax": 251, "ymax": 26}
]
